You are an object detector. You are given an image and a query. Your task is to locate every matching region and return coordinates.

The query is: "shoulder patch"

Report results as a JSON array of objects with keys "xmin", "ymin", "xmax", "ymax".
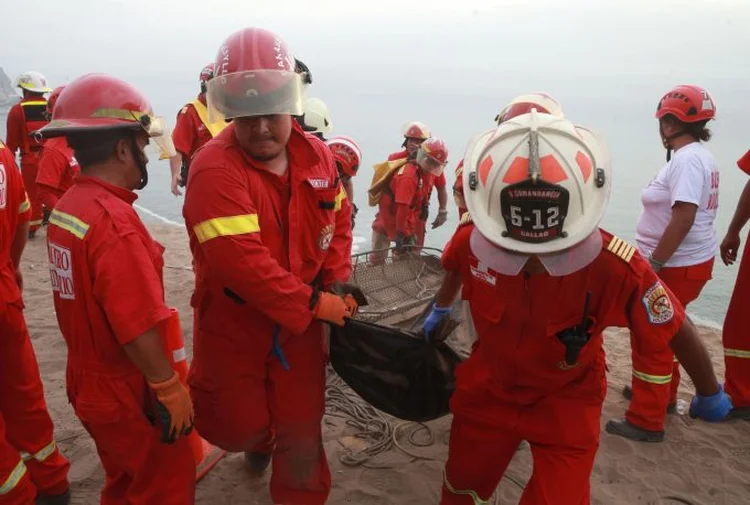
[
  {"xmin": 458, "ymin": 212, "xmax": 473, "ymax": 228},
  {"xmin": 606, "ymin": 235, "xmax": 636, "ymax": 263},
  {"xmin": 642, "ymin": 281, "xmax": 674, "ymax": 324},
  {"xmin": 180, "ymin": 106, "xmax": 189, "ymax": 115}
]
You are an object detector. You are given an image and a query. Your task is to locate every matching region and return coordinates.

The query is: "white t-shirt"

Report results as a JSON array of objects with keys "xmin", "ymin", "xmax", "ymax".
[{"xmin": 635, "ymin": 142, "xmax": 719, "ymax": 267}]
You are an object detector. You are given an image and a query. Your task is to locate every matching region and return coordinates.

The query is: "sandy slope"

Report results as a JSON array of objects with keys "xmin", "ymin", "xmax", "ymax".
[{"xmin": 20, "ymin": 223, "xmax": 750, "ymax": 505}]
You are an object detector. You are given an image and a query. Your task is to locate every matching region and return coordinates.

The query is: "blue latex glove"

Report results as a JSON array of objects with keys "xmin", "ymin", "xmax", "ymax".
[
  {"xmin": 272, "ymin": 324, "xmax": 290, "ymax": 371},
  {"xmin": 423, "ymin": 304, "xmax": 452, "ymax": 339},
  {"xmin": 689, "ymin": 385, "xmax": 732, "ymax": 421}
]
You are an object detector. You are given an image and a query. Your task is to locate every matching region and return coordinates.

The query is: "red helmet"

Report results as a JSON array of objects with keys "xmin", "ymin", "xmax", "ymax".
[
  {"xmin": 200, "ymin": 63, "xmax": 215, "ymax": 83},
  {"xmin": 208, "ymin": 27, "xmax": 304, "ymax": 121},
  {"xmin": 496, "ymin": 93, "xmax": 564, "ymax": 124},
  {"xmin": 46, "ymin": 86, "xmax": 65, "ymax": 116},
  {"xmin": 402, "ymin": 121, "xmax": 431, "ymax": 140},
  {"xmin": 656, "ymin": 85, "xmax": 715, "ymax": 123},
  {"xmin": 37, "ymin": 73, "xmax": 174, "ymax": 156},
  {"xmin": 326, "ymin": 135, "xmax": 362, "ymax": 178},
  {"xmin": 416, "ymin": 137, "xmax": 449, "ymax": 176}
]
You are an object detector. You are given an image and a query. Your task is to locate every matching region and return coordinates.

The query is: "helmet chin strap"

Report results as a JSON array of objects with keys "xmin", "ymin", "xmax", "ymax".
[
  {"xmin": 129, "ymin": 138, "xmax": 149, "ymax": 190},
  {"xmin": 660, "ymin": 123, "xmax": 687, "ymax": 162}
]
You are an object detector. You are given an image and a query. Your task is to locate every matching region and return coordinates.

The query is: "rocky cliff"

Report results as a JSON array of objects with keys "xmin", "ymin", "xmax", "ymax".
[{"xmin": 0, "ymin": 67, "xmax": 19, "ymax": 110}]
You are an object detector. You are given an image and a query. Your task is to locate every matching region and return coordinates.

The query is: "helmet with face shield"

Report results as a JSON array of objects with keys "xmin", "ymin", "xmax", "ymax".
[{"xmin": 416, "ymin": 137, "xmax": 449, "ymax": 177}]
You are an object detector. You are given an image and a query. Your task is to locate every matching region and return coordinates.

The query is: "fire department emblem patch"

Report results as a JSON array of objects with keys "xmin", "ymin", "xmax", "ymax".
[
  {"xmin": 642, "ymin": 282, "xmax": 674, "ymax": 325},
  {"xmin": 319, "ymin": 224, "xmax": 334, "ymax": 250}
]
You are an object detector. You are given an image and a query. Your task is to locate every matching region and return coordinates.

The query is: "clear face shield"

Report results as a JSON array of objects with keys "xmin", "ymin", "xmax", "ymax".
[
  {"xmin": 416, "ymin": 149, "xmax": 446, "ymax": 177},
  {"xmin": 206, "ymin": 70, "xmax": 305, "ymax": 122}
]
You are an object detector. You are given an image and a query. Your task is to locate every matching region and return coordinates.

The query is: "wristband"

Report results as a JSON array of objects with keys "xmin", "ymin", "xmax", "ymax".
[{"xmin": 648, "ymin": 255, "xmax": 665, "ymax": 273}]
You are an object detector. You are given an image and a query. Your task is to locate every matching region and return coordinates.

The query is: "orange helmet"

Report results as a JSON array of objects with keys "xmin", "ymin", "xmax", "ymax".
[
  {"xmin": 656, "ymin": 85, "xmax": 715, "ymax": 123},
  {"xmin": 326, "ymin": 135, "xmax": 362, "ymax": 178},
  {"xmin": 200, "ymin": 63, "xmax": 214, "ymax": 93},
  {"xmin": 46, "ymin": 85, "xmax": 65, "ymax": 118},
  {"xmin": 402, "ymin": 121, "xmax": 431, "ymax": 140},
  {"xmin": 208, "ymin": 27, "xmax": 304, "ymax": 121}
]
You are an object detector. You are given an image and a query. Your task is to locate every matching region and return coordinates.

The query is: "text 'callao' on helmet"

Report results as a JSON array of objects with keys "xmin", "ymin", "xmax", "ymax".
[
  {"xmin": 416, "ymin": 137, "xmax": 449, "ymax": 177},
  {"xmin": 35, "ymin": 73, "xmax": 175, "ymax": 158},
  {"xmin": 463, "ymin": 108, "xmax": 611, "ymax": 255},
  {"xmin": 655, "ymin": 84, "xmax": 715, "ymax": 123},
  {"xmin": 326, "ymin": 135, "xmax": 362, "ymax": 178},
  {"xmin": 207, "ymin": 27, "xmax": 306, "ymax": 123}
]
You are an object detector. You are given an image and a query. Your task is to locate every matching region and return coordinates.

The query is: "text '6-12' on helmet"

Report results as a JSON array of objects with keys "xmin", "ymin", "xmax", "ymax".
[
  {"xmin": 207, "ymin": 26, "xmax": 305, "ymax": 122},
  {"xmin": 326, "ymin": 135, "xmax": 362, "ymax": 177},
  {"xmin": 655, "ymin": 84, "xmax": 715, "ymax": 123},
  {"xmin": 463, "ymin": 109, "xmax": 611, "ymax": 255},
  {"xmin": 35, "ymin": 73, "xmax": 175, "ymax": 158}
]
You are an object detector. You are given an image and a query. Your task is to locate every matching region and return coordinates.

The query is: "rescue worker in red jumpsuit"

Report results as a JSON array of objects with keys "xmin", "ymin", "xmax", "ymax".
[
  {"xmin": 169, "ymin": 63, "xmax": 228, "ymax": 196},
  {"xmin": 5, "ymin": 71, "xmax": 52, "ymax": 237},
  {"xmin": 718, "ymin": 149, "xmax": 750, "ymax": 420},
  {"xmin": 452, "ymin": 93, "xmax": 566, "ymax": 222},
  {"xmin": 183, "ymin": 27, "xmax": 355, "ymax": 505},
  {"xmin": 415, "ymin": 137, "xmax": 450, "ymax": 246},
  {"xmin": 37, "ymin": 73, "xmax": 195, "ymax": 504},
  {"xmin": 326, "ymin": 135, "xmax": 362, "ymax": 229},
  {"xmin": 36, "ymin": 86, "xmax": 80, "ymax": 212},
  {"xmin": 423, "ymin": 110, "xmax": 731, "ymax": 505},
  {"xmin": 0, "ymin": 141, "xmax": 71, "ymax": 505}
]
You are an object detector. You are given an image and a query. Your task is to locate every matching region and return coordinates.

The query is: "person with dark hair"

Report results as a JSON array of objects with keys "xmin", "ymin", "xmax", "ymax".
[
  {"xmin": 37, "ymin": 73, "xmax": 196, "ymax": 504},
  {"xmin": 608, "ymin": 84, "xmax": 720, "ymax": 442},
  {"xmin": 5, "ymin": 71, "xmax": 52, "ymax": 237},
  {"xmin": 0, "ymin": 140, "xmax": 71, "ymax": 505},
  {"xmin": 183, "ymin": 27, "xmax": 354, "ymax": 505},
  {"xmin": 170, "ymin": 63, "xmax": 228, "ymax": 195}
]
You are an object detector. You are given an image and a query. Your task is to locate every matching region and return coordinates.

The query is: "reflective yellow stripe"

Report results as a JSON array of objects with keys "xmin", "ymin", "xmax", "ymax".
[
  {"xmin": 633, "ymin": 369, "xmax": 672, "ymax": 385},
  {"xmin": 191, "ymin": 99, "xmax": 228, "ymax": 138},
  {"xmin": 49, "ymin": 210, "xmax": 89, "ymax": 239},
  {"xmin": 18, "ymin": 197, "xmax": 30, "ymax": 214},
  {"xmin": 443, "ymin": 471, "xmax": 490, "ymax": 505},
  {"xmin": 20, "ymin": 441, "xmax": 56, "ymax": 462},
  {"xmin": 725, "ymin": 348, "xmax": 750, "ymax": 359},
  {"xmin": 193, "ymin": 214, "xmax": 260, "ymax": 244},
  {"xmin": 334, "ymin": 186, "xmax": 347, "ymax": 212},
  {"xmin": 0, "ymin": 460, "xmax": 27, "ymax": 495},
  {"xmin": 29, "ymin": 219, "xmax": 43, "ymax": 226},
  {"xmin": 21, "ymin": 101, "xmax": 47, "ymax": 107}
]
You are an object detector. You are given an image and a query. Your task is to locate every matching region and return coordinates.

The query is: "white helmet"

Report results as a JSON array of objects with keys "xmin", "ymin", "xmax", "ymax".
[
  {"xmin": 301, "ymin": 97, "xmax": 333, "ymax": 135},
  {"xmin": 15, "ymin": 71, "xmax": 52, "ymax": 93},
  {"xmin": 463, "ymin": 109, "xmax": 611, "ymax": 255}
]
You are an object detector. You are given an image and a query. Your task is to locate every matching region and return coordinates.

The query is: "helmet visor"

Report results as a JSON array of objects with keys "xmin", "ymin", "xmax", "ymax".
[
  {"xmin": 207, "ymin": 70, "xmax": 304, "ymax": 122},
  {"xmin": 417, "ymin": 149, "xmax": 445, "ymax": 176}
]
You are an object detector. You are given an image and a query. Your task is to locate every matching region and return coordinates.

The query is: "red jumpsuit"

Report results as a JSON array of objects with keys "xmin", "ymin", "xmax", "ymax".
[
  {"xmin": 440, "ymin": 223, "xmax": 684, "ymax": 505},
  {"xmin": 36, "ymin": 137, "xmax": 79, "ymax": 211},
  {"xmin": 723, "ymin": 150, "xmax": 750, "ymax": 408},
  {"xmin": 453, "ymin": 159, "xmax": 467, "ymax": 218},
  {"xmin": 46, "ymin": 176, "xmax": 194, "ymax": 504},
  {"xmin": 183, "ymin": 123, "xmax": 352, "ymax": 505},
  {"xmin": 172, "ymin": 95, "xmax": 216, "ymax": 160},
  {"xmin": 6, "ymin": 97, "xmax": 49, "ymax": 232},
  {"xmin": 415, "ymin": 171, "xmax": 446, "ymax": 247},
  {"xmin": 372, "ymin": 162, "xmax": 422, "ymax": 242},
  {"xmin": 0, "ymin": 142, "xmax": 70, "ymax": 504}
]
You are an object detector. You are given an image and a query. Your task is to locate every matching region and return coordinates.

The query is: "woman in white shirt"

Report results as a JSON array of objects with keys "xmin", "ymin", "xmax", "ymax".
[{"xmin": 609, "ymin": 85, "xmax": 719, "ymax": 442}]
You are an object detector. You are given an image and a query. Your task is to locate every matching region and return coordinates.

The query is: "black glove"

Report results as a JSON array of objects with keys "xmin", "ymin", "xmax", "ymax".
[
  {"xmin": 179, "ymin": 159, "xmax": 190, "ymax": 188},
  {"xmin": 419, "ymin": 204, "xmax": 429, "ymax": 221},
  {"xmin": 330, "ymin": 281, "xmax": 368, "ymax": 306},
  {"xmin": 351, "ymin": 203, "xmax": 359, "ymax": 229},
  {"xmin": 395, "ymin": 232, "xmax": 416, "ymax": 254},
  {"xmin": 295, "ymin": 58, "xmax": 313, "ymax": 84}
]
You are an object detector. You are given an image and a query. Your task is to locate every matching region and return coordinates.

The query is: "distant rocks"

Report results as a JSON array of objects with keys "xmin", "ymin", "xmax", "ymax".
[{"xmin": 0, "ymin": 67, "xmax": 20, "ymax": 111}]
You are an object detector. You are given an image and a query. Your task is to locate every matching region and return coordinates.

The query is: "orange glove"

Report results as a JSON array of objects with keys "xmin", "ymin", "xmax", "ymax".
[
  {"xmin": 313, "ymin": 291, "xmax": 352, "ymax": 326},
  {"xmin": 149, "ymin": 372, "xmax": 194, "ymax": 444}
]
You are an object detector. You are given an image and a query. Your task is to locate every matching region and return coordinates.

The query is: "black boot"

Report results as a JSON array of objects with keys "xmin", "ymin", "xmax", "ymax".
[
  {"xmin": 244, "ymin": 452, "xmax": 271, "ymax": 475},
  {"xmin": 605, "ymin": 418, "xmax": 665, "ymax": 443},
  {"xmin": 36, "ymin": 488, "xmax": 71, "ymax": 505},
  {"xmin": 622, "ymin": 385, "xmax": 677, "ymax": 414}
]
